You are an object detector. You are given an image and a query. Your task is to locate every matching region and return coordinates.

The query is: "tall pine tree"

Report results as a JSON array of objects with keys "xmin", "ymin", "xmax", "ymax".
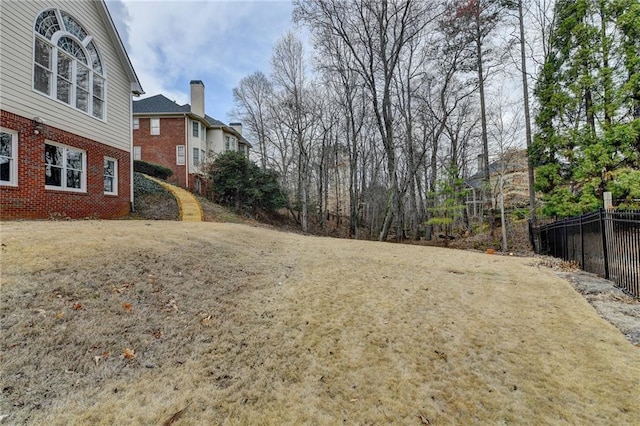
[{"xmin": 533, "ymin": 0, "xmax": 640, "ymax": 217}]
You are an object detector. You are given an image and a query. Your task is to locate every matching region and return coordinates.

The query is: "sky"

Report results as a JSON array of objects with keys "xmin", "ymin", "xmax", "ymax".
[{"xmin": 105, "ymin": 0, "xmax": 297, "ymax": 123}]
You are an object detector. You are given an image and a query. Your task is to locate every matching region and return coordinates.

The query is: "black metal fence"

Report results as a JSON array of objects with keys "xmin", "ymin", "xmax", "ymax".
[{"xmin": 530, "ymin": 209, "xmax": 640, "ymax": 299}]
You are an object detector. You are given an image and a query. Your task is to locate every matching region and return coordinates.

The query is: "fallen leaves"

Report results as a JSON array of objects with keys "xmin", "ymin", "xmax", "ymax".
[
  {"xmin": 122, "ymin": 348, "xmax": 136, "ymax": 360},
  {"xmin": 94, "ymin": 351, "xmax": 110, "ymax": 366},
  {"xmin": 112, "ymin": 282, "xmax": 133, "ymax": 294},
  {"xmin": 73, "ymin": 303, "xmax": 83, "ymax": 310},
  {"xmin": 418, "ymin": 414, "xmax": 431, "ymax": 425},
  {"xmin": 122, "ymin": 302, "xmax": 132, "ymax": 311}
]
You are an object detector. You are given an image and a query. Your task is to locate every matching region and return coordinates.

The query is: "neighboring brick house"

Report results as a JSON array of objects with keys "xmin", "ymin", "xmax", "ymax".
[
  {"xmin": 132, "ymin": 81, "xmax": 251, "ymax": 192},
  {"xmin": 0, "ymin": 1, "xmax": 143, "ymax": 219}
]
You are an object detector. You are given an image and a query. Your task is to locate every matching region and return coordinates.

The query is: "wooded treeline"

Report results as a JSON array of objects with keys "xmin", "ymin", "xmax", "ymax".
[{"xmin": 231, "ymin": 0, "xmax": 639, "ymax": 240}]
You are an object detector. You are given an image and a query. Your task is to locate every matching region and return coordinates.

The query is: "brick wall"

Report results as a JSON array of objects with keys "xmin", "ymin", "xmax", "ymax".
[
  {"xmin": 1, "ymin": 110, "xmax": 131, "ymax": 220},
  {"xmin": 189, "ymin": 174, "xmax": 209, "ymax": 196},
  {"xmin": 133, "ymin": 117, "xmax": 188, "ymax": 188}
]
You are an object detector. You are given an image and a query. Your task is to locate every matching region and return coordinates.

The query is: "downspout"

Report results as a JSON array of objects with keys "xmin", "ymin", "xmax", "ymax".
[
  {"xmin": 129, "ymin": 94, "xmax": 135, "ymax": 212},
  {"xmin": 185, "ymin": 115, "xmax": 189, "ymax": 189}
]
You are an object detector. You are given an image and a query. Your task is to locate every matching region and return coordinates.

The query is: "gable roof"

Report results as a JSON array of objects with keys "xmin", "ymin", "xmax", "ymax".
[
  {"xmin": 97, "ymin": 1, "xmax": 143, "ymax": 95},
  {"xmin": 204, "ymin": 114, "xmax": 226, "ymax": 127},
  {"xmin": 133, "ymin": 94, "xmax": 189, "ymax": 114}
]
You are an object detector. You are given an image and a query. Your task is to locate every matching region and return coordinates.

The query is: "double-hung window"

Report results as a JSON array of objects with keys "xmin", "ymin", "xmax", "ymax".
[
  {"xmin": 133, "ymin": 146, "xmax": 141, "ymax": 161},
  {"xmin": 176, "ymin": 145, "xmax": 185, "ymax": 165},
  {"xmin": 33, "ymin": 8, "xmax": 106, "ymax": 120},
  {"xmin": 45, "ymin": 142, "xmax": 86, "ymax": 191},
  {"xmin": 192, "ymin": 121, "xmax": 199, "ymax": 138},
  {"xmin": 104, "ymin": 157, "xmax": 117, "ymax": 194},
  {"xmin": 133, "ymin": 118, "xmax": 139, "ymax": 130},
  {"xmin": 150, "ymin": 118, "xmax": 160, "ymax": 135},
  {"xmin": 0, "ymin": 128, "xmax": 18, "ymax": 186},
  {"xmin": 193, "ymin": 147, "xmax": 200, "ymax": 166}
]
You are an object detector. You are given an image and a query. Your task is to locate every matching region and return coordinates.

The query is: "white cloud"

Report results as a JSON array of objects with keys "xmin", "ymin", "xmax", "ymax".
[{"xmin": 106, "ymin": 0, "xmax": 295, "ymax": 120}]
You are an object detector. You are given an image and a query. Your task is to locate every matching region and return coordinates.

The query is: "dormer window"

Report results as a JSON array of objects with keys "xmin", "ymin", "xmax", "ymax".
[{"xmin": 33, "ymin": 8, "xmax": 106, "ymax": 120}]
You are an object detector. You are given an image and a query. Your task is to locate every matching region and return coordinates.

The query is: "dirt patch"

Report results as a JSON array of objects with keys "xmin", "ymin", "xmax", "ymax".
[
  {"xmin": 2, "ymin": 221, "xmax": 639, "ymax": 425},
  {"xmin": 572, "ymin": 273, "xmax": 640, "ymax": 345}
]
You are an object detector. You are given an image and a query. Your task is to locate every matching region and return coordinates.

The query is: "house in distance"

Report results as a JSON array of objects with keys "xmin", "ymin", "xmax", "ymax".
[
  {"xmin": 465, "ymin": 150, "xmax": 532, "ymax": 221},
  {"xmin": 132, "ymin": 80, "xmax": 251, "ymax": 193}
]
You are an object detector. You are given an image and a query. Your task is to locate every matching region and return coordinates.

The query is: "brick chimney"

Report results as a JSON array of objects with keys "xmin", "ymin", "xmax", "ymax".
[
  {"xmin": 477, "ymin": 154, "xmax": 484, "ymax": 173},
  {"xmin": 190, "ymin": 80, "xmax": 205, "ymax": 117},
  {"xmin": 229, "ymin": 122, "xmax": 242, "ymax": 135}
]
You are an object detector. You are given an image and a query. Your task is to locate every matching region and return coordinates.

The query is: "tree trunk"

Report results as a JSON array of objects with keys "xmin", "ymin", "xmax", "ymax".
[
  {"xmin": 499, "ymin": 175, "xmax": 508, "ymax": 252},
  {"xmin": 518, "ymin": 0, "xmax": 537, "ymax": 223}
]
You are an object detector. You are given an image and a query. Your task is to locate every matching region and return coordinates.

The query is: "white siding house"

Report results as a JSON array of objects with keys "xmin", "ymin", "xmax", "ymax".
[{"xmin": 0, "ymin": 0, "xmax": 143, "ymax": 219}]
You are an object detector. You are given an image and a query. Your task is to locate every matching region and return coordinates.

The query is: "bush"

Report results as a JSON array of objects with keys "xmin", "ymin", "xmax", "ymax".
[
  {"xmin": 134, "ymin": 160, "xmax": 173, "ymax": 180},
  {"xmin": 133, "ymin": 172, "xmax": 164, "ymax": 196},
  {"xmin": 209, "ymin": 151, "xmax": 287, "ymax": 213}
]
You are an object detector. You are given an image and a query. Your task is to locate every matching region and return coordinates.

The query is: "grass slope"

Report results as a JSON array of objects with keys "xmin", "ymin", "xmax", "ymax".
[{"xmin": 1, "ymin": 221, "xmax": 639, "ymax": 425}]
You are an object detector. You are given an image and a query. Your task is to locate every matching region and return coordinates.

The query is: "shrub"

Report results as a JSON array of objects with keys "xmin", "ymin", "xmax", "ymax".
[
  {"xmin": 134, "ymin": 160, "xmax": 173, "ymax": 180},
  {"xmin": 133, "ymin": 172, "xmax": 164, "ymax": 196},
  {"xmin": 209, "ymin": 151, "xmax": 287, "ymax": 213}
]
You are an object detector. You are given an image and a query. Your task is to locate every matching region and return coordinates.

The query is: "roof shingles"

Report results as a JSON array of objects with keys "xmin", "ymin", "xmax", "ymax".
[
  {"xmin": 133, "ymin": 95, "xmax": 252, "ymax": 147},
  {"xmin": 132, "ymin": 94, "xmax": 189, "ymax": 114}
]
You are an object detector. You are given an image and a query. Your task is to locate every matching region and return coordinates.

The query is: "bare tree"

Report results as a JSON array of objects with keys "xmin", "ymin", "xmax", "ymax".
[
  {"xmin": 487, "ymin": 89, "xmax": 523, "ymax": 252},
  {"xmin": 414, "ymin": 23, "xmax": 478, "ymax": 237},
  {"xmin": 517, "ymin": 0, "xmax": 537, "ymax": 222},
  {"xmin": 231, "ymin": 71, "xmax": 273, "ymax": 171},
  {"xmin": 315, "ymin": 34, "xmax": 369, "ymax": 237},
  {"xmin": 294, "ymin": 0, "xmax": 442, "ymax": 241},
  {"xmin": 271, "ymin": 31, "xmax": 317, "ymax": 232}
]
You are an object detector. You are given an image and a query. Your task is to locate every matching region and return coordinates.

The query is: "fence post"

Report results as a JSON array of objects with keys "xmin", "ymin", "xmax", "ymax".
[
  {"xmin": 580, "ymin": 214, "xmax": 584, "ymax": 269},
  {"xmin": 563, "ymin": 219, "xmax": 568, "ymax": 260},
  {"xmin": 599, "ymin": 208, "xmax": 609, "ymax": 279}
]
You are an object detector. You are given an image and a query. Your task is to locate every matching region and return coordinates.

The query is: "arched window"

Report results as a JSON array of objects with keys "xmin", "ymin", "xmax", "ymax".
[{"xmin": 33, "ymin": 8, "xmax": 106, "ymax": 120}]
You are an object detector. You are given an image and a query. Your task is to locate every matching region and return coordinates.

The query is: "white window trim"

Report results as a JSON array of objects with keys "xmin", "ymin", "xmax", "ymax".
[
  {"xmin": 0, "ymin": 127, "xmax": 18, "ymax": 187},
  {"xmin": 104, "ymin": 156, "xmax": 117, "ymax": 195},
  {"xmin": 44, "ymin": 141, "xmax": 86, "ymax": 192},
  {"xmin": 32, "ymin": 8, "xmax": 107, "ymax": 122},
  {"xmin": 133, "ymin": 117, "xmax": 139, "ymax": 130},
  {"xmin": 133, "ymin": 145, "xmax": 141, "ymax": 161},
  {"xmin": 176, "ymin": 145, "xmax": 185, "ymax": 165},
  {"xmin": 150, "ymin": 118, "xmax": 160, "ymax": 135},
  {"xmin": 192, "ymin": 121, "xmax": 199, "ymax": 138}
]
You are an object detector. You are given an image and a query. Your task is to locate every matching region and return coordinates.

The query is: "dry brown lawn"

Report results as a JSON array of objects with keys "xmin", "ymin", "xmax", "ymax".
[{"xmin": 1, "ymin": 221, "xmax": 639, "ymax": 425}]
